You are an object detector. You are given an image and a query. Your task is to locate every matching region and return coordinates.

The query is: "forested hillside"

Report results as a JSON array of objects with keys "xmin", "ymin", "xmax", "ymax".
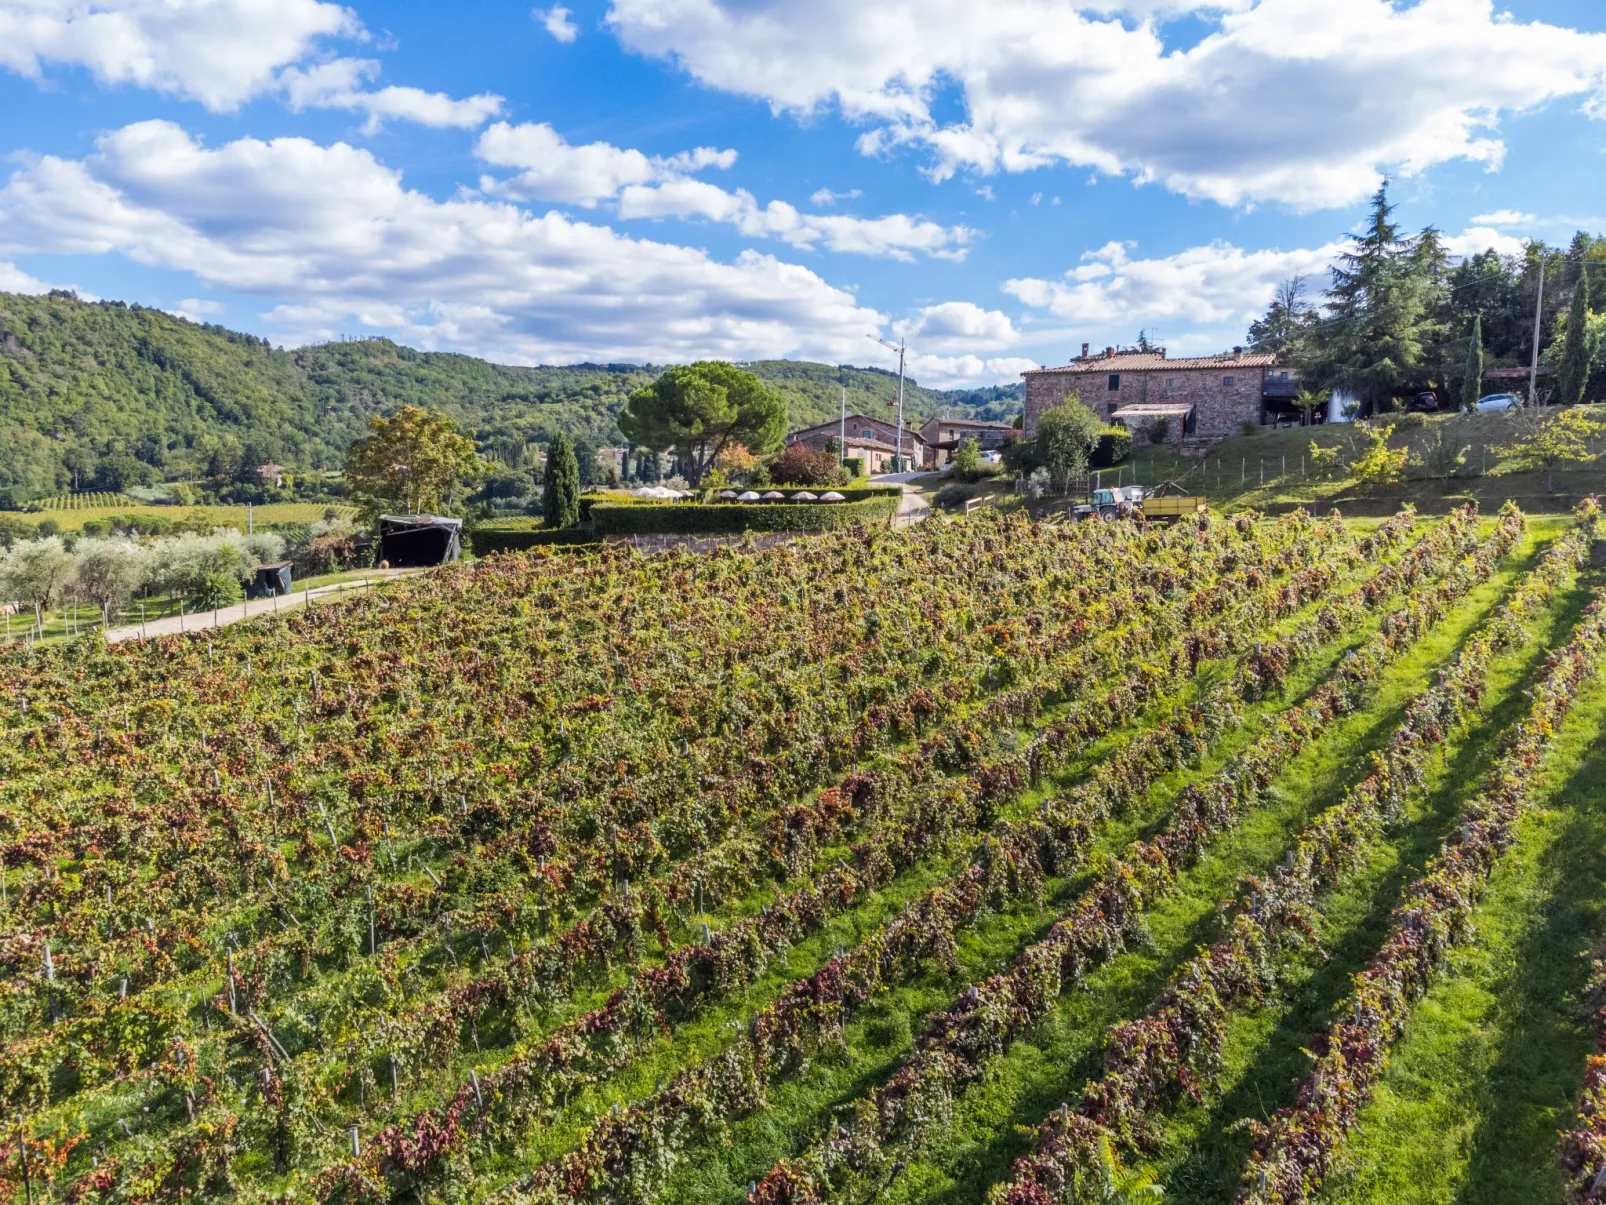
[{"xmin": 0, "ymin": 291, "xmax": 1020, "ymax": 500}]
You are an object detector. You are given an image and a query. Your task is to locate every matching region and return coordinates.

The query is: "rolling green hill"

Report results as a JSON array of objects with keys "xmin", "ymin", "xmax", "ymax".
[{"xmin": 0, "ymin": 290, "xmax": 1021, "ymax": 500}]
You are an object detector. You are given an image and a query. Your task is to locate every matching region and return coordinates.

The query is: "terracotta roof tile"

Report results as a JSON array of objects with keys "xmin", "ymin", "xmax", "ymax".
[{"xmin": 1024, "ymin": 351, "xmax": 1280, "ymax": 374}]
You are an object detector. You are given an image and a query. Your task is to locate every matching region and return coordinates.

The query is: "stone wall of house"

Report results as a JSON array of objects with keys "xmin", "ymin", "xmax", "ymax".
[{"xmin": 1024, "ymin": 367, "xmax": 1265, "ymax": 439}]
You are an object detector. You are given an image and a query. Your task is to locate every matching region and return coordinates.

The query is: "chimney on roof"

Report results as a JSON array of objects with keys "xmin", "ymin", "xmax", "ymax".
[
  {"xmin": 1104, "ymin": 346, "xmax": 1115, "ymax": 359},
  {"xmin": 1232, "ymin": 346, "xmax": 1243, "ymax": 360},
  {"xmin": 1158, "ymin": 348, "xmax": 1166, "ymax": 359},
  {"xmin": 1080, "ymin": 342, "xmax": 1090, "ymax": 359}
]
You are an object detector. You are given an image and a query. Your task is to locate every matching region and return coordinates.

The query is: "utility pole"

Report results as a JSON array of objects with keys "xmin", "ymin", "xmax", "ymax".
[
  {"xmin": 839, "ymin": 370, "xmax": 847, "ymax": 466},
  {"xmin": 869, "ymin": 335, "xmax": 909, "ymax": 471},
  {"xmin": 1528, "ymin": 257, "xmax": 1546, "ymax": 407}
]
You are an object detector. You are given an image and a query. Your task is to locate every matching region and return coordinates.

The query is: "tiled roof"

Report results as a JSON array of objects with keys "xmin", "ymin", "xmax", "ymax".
[
  {"xmin": 1025, "ymin": 351, "xmax": 1280, "ymax": 374},
  {"xmin": 926, "ymin": 418, "xmax": 1018, "ymax": 429},
  {"xmin": 789, "ymin": 414, "xmax": 926, "ymax": 443}
]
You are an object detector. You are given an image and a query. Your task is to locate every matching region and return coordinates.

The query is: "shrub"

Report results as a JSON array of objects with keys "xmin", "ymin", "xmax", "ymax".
[
  {"xmin": 1090, "ymin": 425, "xmax": 1133, "ymax": 467},
  {"xmin": 1392, "ymin": 411, "xmax": 1428, "ymax": 430},
  {"xmin": 1348, "ymin": 424, "xmax": 1412, "ymax": 485},
  {"xmin": 841, "ymin": 456, "xmax": 865, "ymax": 480},
  {"xmin": 190, "ymin": 569, "xmax": 243, "ymax": 610},
  {"xmin": 293, "ymin": 533, "xmax": 371, "ymax": 578},
  {"xmin": 770, "ymin": 443, "xmax": 846, "ymax": 486},
  {"xmin": 1000, "ymin": 436, "xmax": 1041, "ymax": 476},
  {"xmin": 1015, "ymin": 467, "xmax": 1053, "ymax": 499},
  {"xmin": 591, "ymin": 489, "xmax": 900, "ymax": 535},
  {"xmin": 952, "ymin": 438, "xmax": 982, "ymax": 480},
  {"xmin": 934, "ymin": 482, "xmax": 981, "ymax": 511},
  {"xmin": 1308, "ymin": 440, "xmax": 1341, "ymax": 478},
  {"xmin": 471, "ymin": 526, "xmax": 601, "ymax": 554}
]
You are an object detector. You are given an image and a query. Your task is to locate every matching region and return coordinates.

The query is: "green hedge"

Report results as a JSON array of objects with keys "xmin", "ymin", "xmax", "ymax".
[
  {"xmin": 591, "ymin": 488, "xmax": 900, "ymax": 535},
  {"xmin": 469, "ymin": 525, "xmax": 600, "ymax": 555},
  {"xmin": 1090, "ymin": 425, "xmax": 1133, "ymax": 467}
]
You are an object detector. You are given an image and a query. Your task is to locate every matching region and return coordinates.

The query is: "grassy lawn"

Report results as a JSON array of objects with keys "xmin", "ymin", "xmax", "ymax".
[
  {"xmin": 4, "ymin": 568, "xmax": 387, "ymax": 645},
  {"xmin": 0, "ymin": 500, "xmax": 356, "ymax": 533},
  {"xmin": 1315, "ymin": 615, "xmax": 1606, "ymax": 1205},
  {"xmin": 1124, "ymin": 404, "xmax": 1606, "ymax": 516}
]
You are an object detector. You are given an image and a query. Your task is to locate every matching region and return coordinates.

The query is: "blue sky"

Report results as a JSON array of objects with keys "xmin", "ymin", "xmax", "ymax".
[{"xmin": 2, "ymin": 0, "xmax": 1605, "ymax": 387}]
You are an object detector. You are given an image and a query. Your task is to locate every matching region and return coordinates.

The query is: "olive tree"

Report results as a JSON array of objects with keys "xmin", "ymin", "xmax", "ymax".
[
  {"xmin": 0, "ymin": 537, "xmax": 74, "ymax": 625},
  {"xmin": 72, "ymin": 538, "xmax": 149, "ymax": 625}
]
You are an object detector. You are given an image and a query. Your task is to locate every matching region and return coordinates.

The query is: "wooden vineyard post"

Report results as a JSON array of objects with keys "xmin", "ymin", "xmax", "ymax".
[{"xmin": 15, "ymin": 1115, "xmax": 32, "ymax": 1205}]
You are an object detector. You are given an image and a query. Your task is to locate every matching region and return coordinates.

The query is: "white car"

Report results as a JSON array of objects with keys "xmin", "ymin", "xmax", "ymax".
[{"xmin": 1474, "ymin": 392, "xmax": 1522, "ymax": 412}]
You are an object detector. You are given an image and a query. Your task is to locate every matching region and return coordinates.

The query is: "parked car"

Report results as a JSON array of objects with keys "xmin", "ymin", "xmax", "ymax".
[
  {"xmin": 1407, "ymin": 391, "xmax": 1440, "ymax": 412},
  {"xmin": 1475, "ymin": 392, "xmax": 1523, "ymax": 412}
]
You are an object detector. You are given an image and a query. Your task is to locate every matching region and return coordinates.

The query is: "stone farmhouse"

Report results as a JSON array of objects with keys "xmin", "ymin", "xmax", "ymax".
[
  {"xmin": 1023, "ymin": 344, "xmax": 1301, "ymax": 442},
  {"xmin": 785, "ymin": 413, "xmax": 932, "ymax": 472}
]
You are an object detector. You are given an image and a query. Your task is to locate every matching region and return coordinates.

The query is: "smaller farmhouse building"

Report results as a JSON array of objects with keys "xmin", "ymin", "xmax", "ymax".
[
  {"xmin": 786, "ymin": 414, "xmax": 932, "ymax": 472},
  {"xmin": 1023, "ymin": 345, "xmax": 1298, "ymax": 441},
  {"xmin": 917, "ymin": 416, "xmax": 1018, "ymax": 465}
]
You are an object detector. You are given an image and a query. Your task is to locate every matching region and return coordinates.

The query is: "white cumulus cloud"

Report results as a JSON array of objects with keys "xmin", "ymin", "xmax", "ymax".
[
  {"xmin": 476, "ymin": 121, "xmax": 738, "ymax": 207},
  {"xmin": 893, "ymin": 301, "xmax": 1020, "ymax": 352},
  {"xmin": 0, "ymin": 0, "xmax": 356, "ymax": 110},
  {"xmin": 1443, "ymin": 225, "xmax": 1529, "ymax": 258},
  {"xmin": 0, "ymin": 261, "xmax": 54, "ymax": 294},
  {"xmin": 606, "ymin": 0, "xmax": 1606, "ymax": 210},
  {"xmin": 535, "ymin": 4, "xmax": 579, "ymax": 41},
  {"xmin": 1004, "ymin": 239, "xmax": 1341, "ymax": 328},
  {"xmin": 478, "ymin": 123, "xmax": 969, "ymax": 258},
  {"xmin": 1469, "ymin": 209, "xmax": 1536, "ymax": 227},
  {"xmin": 809, "ymin": 187, "xmax": 861, "ymax": 205},
  {"xmin": 173, "ymin": 297, "xmax": 226, "ymax": 319},
  {"xmin": 618, "ymin": 178, "xmax": 973, "ymax": 260},
  {"xmin": 0, "ymin": 120, "xmax": 896, "ymax": 366},
  {"xmin": 0, "ymin": 0, "xmax": 503, "ymax": 127},
  {"xmin": 280, "ymin": 59, "xmax": 503, "ymax": 130},
  {"xmin": 906, "ymin": 353, "xmax": 1040, "ymax": 387}
]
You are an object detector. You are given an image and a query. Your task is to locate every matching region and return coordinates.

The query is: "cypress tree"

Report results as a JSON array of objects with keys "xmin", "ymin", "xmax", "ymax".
[
  {"xmin": 1558, "ymin": 267, "xmax": 1598, "ymax": 406},
  {"xmin": 1461, "ymin": 314, "xmax": 1484, "ymax": 412},
  {"xmin": 542, "ymin": 433, "xmax": 580, "ymax": 529}
]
